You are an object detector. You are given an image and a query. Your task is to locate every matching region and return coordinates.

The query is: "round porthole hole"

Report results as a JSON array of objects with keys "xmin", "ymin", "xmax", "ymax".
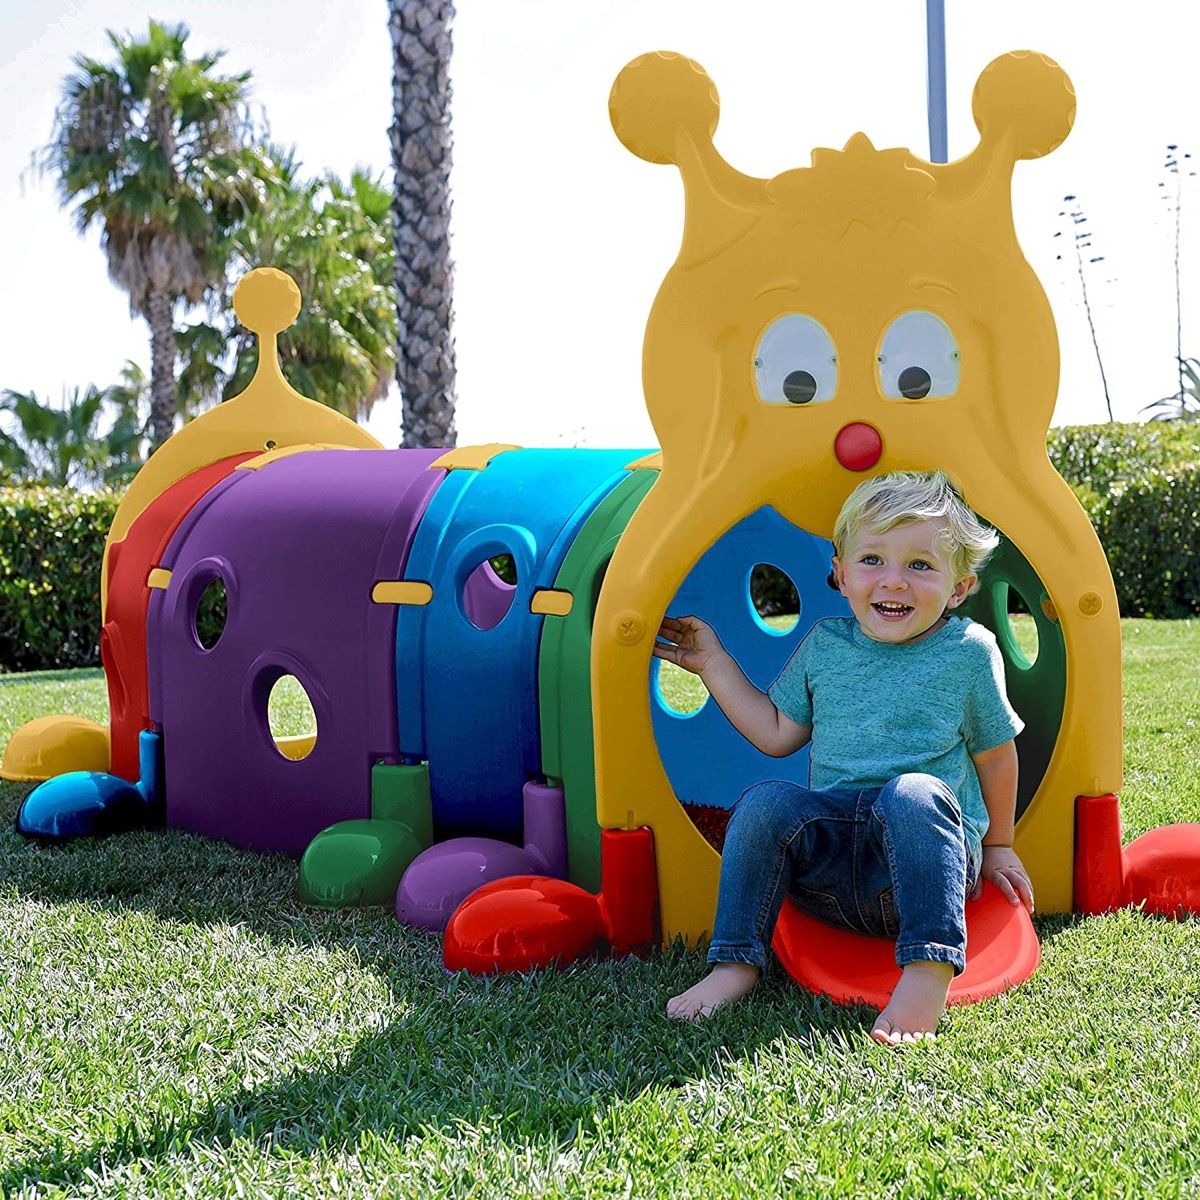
[
  {"xmin": 194, "ymin": 576, "xmax": 228, "ymax": 651},
  {"xmin": 652, "ymin": 658, "xmax": 708, "ymax": 717},
  {"xmin": 750, "ymin": 563, "xmax": 800, "ymax": 634},
  {"xmin": 1002, "ymin": 584, "xmax": 1040, "ymax": 667}
]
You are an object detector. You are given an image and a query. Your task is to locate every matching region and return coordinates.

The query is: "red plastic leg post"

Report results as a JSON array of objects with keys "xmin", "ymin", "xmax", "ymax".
[
  {"xmin": 598, "ymin": 827, "xmax": 659, "ymax": 957},
  {"xmin": 1074, "ymin": 794, "xmax": 1128, "ymax": 914}
]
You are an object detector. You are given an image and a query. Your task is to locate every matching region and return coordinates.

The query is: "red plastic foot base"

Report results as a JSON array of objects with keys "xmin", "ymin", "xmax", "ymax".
[
  {"xmin": 443, "ymin": 876, "xmax": 605, "ymax": 974},
  {"xmin": 1124, "ymin": 824, "xmax": 1200, "ymax": 917},
  {"xmin": 771, "ymin": 880, "xmax": 1041, "ymax": 1010},
  {"xmin": 442, "ymin": 827, "xmax": 660, "ymax": 975}
]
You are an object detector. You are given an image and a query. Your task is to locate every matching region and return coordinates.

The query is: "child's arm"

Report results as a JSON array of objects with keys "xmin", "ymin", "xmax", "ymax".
[
  {"xmin": 972, "ymin": 739, "xmax": 1035, "ymax": 913},
  {"xmin": 654, "ymin": 615, "xmax": 811, "ymax": 758}
]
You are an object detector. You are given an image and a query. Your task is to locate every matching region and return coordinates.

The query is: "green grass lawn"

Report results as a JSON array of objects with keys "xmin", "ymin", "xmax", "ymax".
[{"xmin": 2, "ymin": 619, "xmax": 1200, "ymax": 1198}]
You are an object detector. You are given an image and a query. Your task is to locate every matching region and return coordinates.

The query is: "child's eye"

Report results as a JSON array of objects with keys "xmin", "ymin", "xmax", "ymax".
[
  {"xmin": 861, "ymin": 554, "xmax": 882, "ymax": 566},
  {"xmin": 910, "ymin": 560, "xmax": 932, "ymax": 571}
]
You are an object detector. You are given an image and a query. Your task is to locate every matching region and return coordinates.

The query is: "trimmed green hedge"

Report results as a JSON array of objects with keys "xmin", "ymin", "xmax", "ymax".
[
  {"xmin": 0, "ymin": 487, "xmax": 120, "ymax": 672},
  {"xmin": 1092, "ymin": 469, "xmax": 1200, "ymax": 619},
  {"xmin": 1048, "ymin": 423, "xmax": 1200, "ymax": 618},
  {"xmin": 1046, "ymin": 422, "xmax": 1200, "ymax": 494}
]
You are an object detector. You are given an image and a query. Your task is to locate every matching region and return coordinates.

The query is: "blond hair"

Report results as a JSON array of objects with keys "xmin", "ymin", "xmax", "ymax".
[{"xmin": 832, "ymin": 470, "xmax": 999, "ymax": 584}]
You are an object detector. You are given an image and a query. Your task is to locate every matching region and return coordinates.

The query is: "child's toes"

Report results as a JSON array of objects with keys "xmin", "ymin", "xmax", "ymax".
[
  {"xmin": 869, "ymin": 1018, "xmax": 898, "ymax": 1045},
  {"xmin": 869, "ymin": 1017, "xmax": 936, "ymax": 1046}
]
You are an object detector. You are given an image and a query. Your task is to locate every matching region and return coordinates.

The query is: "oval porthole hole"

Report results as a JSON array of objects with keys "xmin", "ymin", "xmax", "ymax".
[
  {"xmin": 1007, "ymin": 587, "xmax": 1040, "ymax": 666},
  {"xmin": 652, "ymin": 658, "xmax": 708, "ymax": 717},
  {"xmin": 267, "ymin": 674, "xmax": 318, "ymax": 760},
  {"xmin": 462, "ymin": 553, "xmax": 517, "ymax": 630},
  {"xmin": 194, "ymin": 576, "xmax": 228, "ymax": 651},
  {"xmin": 750, "ymin": 563, "xmax": 800, "ymax": 634}
]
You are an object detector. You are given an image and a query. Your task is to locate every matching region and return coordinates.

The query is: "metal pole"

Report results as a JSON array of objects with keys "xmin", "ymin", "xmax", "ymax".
[{"xmin": 926, "ymin": 0, "xmax": 948, "ymax": 163}]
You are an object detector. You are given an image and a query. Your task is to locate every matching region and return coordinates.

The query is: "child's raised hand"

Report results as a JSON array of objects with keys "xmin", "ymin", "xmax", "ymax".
[
  {"xmin": 653, "ymin": 615, "xmax": 724, "ymax": 676},
  {"xmin": 981, "ymin": 845, "xmax": 1035, "ymax": 914}
]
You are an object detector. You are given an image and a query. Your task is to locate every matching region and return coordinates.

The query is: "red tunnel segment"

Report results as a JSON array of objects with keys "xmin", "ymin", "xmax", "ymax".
[{"xmin": 102, "ymin": 455, "xmax": 256, "ymax": 782}]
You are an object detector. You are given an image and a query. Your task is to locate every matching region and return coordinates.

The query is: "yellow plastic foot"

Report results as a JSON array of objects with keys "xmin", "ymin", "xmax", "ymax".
[{"xmin": 1, "ymin": 715, "xmax": 111, "ymax": 782}]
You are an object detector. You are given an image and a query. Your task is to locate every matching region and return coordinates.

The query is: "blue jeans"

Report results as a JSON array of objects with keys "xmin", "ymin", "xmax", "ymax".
[{"xmin": 708, "ymin": 774, "xmax": 973, "ymax": 974}]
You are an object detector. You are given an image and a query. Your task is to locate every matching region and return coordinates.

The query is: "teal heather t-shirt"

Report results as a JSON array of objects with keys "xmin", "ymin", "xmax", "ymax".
[{"xmin": 767, "ymin": 616, "xmax": 1024, "ymax": 871}]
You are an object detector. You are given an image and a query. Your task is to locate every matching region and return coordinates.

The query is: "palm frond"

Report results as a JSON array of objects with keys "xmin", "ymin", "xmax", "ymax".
[{"xmin": 1142, "ymin": 355, "xmax": 1200, "ymax": 422}]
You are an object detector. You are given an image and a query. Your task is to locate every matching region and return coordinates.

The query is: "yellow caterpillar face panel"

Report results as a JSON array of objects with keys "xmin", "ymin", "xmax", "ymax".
[{"xmin": 594, "ymin": 51, "xmax": 1122, "ymax": 938}]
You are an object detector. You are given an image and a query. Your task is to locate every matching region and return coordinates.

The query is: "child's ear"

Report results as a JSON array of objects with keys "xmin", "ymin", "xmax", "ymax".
[
  {"xmin": 829, "ymin": 556, "xmax": 846, "ymax": 593},
  {"xmin": 946, "ymin": 574, "xmax": 977, "ymax": 609}
]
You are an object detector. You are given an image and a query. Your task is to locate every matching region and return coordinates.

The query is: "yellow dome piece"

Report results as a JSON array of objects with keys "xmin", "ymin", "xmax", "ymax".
[{"xmin": 101, "ymin": 267, "xmax": 382, "ymax": 615}]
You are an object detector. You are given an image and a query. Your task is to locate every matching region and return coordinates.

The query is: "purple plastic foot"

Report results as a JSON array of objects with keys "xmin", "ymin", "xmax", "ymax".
[{"xmin": 395, "ymin": 781, "xmax": 568, "ymax": 931}]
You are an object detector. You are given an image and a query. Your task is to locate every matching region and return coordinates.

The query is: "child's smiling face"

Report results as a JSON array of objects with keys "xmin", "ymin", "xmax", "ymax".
[{"xmin": 832, "ymin": 518, "xmax": 976, "ymax": 644}]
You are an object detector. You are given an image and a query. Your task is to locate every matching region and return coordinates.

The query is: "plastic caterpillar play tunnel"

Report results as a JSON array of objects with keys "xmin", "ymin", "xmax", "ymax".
[{"xmin": 10, "ymin": 48, "xmax": 1200, "ymax": 1010}]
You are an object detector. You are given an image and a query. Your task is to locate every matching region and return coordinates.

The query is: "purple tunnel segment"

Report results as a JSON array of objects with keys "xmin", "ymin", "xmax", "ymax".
[{"xmin": 147, "ymin": 448, "xmax": 445, "ymax": 854}]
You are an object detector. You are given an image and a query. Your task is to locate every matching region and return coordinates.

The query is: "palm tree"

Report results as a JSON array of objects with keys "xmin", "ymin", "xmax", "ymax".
[
  {"xmin": 0, "ymin": 380, "xmax": 145, "ymax": 489},
  {"xmin": 101, "ymin": 361, "xmax": 153, "ymax": 484},
  {"xmin": 388, "ymin": 1, "xmax": 458, "ymax": 447},
  {"xmin": 176, "ymin": 159, "xmax": 397, "ymax": 421},
  {"xmin": 275, "ymin": 169, "xmax": 397, "ymax": 419},
  {"xmin": 41, "ymin": 20, "xmax": 272, "ymax": 447}
]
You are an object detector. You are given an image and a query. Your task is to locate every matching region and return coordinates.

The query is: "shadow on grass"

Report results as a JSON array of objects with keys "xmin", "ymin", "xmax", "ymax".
[{"xmin": 1, "ymin": 781, "xmax": 883, "ymax": 1191}]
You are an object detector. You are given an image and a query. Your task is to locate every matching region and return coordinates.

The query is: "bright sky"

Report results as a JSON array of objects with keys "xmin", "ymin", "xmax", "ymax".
[{"xmin": 3, "ymin": 1, "xmax": 1197, "ymax": 450}]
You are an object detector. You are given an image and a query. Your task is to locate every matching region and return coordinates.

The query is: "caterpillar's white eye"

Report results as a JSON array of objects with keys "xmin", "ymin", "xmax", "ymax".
[
  {"xmin": 877, "ymin": 311, "xmax": 960, "ymax": 400},
  {"xmin": 753, "ymin": 314, "xmax": 838, "ymax": 406}
]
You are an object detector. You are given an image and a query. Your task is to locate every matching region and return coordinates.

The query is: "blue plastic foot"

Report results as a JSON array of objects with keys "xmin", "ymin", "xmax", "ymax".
[
  {"xmin": 18, "ymin": 772, "xmax": 149, "ymax": 840},
  {"xmin": 15, "ymin": 729, "xmax": 165, "ymax": 841}
]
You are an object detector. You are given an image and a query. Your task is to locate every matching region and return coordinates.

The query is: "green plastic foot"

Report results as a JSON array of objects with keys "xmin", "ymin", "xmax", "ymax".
[
  {"xmin": 297, "ymin": 763, "xmax": 434, "ymax": 908},
  {"xmin": 298, "ymin": 818, "xmax": 426, "ymax": 907}
]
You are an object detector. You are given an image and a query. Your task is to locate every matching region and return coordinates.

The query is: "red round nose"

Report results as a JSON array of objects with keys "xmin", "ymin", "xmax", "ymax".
[{"xmin": 834, "ymin": 422, "xmax": 883, "ymax": 472}]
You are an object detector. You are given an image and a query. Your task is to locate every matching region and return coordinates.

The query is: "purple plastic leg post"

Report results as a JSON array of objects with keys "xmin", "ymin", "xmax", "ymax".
[{"xmin": 521, "ymin": 781, "xmax": 568, "ymax": 877}]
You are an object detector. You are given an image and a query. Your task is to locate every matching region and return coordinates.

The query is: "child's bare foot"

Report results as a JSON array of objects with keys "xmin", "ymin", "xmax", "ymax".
[
  {"xmin": 667, "ymin": 963, "xmax": 760, "ymax": 1019},
  {"xmin": 870, "ymin": 961, "xmax": 954, "ymax": 1045}
]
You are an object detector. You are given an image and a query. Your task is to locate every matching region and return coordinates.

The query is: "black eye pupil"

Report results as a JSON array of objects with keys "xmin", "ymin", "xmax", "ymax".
[
  {"xmin": 783, "ymin": 370, "xmax": 818, "ymax": 404},
  {"xmin": 898, "ymin": 366, "xmax": 932, "ymax": 399}
]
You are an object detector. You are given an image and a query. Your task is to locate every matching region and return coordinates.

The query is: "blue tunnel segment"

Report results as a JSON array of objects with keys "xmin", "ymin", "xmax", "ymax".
[{"xmin": 396, "ymin": 448, "xmax": 650, "ymax": 836}]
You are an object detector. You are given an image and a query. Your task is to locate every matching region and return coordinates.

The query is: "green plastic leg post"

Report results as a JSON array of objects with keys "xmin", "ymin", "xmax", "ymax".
[{"xmin": 297, "ymin": 763, "xmax": 433, "ymax": 907}]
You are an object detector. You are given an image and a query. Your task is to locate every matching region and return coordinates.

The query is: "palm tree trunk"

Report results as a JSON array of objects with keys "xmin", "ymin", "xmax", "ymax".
[
  {"xmin": 146, "ymin": 287, "xmax": 177, "ymax": 447},
  {"xmin": 389, "ymin": 0, "xmax": 458, "ymax": 448}
]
